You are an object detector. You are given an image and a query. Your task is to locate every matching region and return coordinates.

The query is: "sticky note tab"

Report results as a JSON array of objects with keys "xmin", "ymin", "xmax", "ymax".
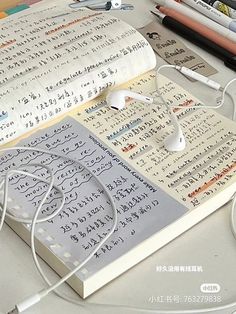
[
  {"xmin": 23, "ymin": 0, "xmax": 42, "ymax": 4},
  {"xmin": 5, "ymin": 4, "xmax": 29, "ymax": 15},
  {"xmin": 0, "ymin": 11, "xmax": 8, "ymax": 19}
]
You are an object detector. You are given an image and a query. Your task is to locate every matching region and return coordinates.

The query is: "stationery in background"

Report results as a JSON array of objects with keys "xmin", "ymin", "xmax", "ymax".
[
  {"xmin": 151, "ymin": 10, "xmax": 236, "ymax": 71},
  {"xmin": 155, "ymin": 0, "xmax": 236, "ymax": 42},
  {"xmin": 158, "ymin": 5, "xmax": 236, "ymax": 54},
  {"xmin": 181, "ymin": 0, "xmax": 236, "ymax": 32},
  {"xmin": 202, "ymin": 0, "xmax": 236, "ymax": 18},
  {"xmin": 69, "ymin": 0, "xmax": 134, "ymax": 10},
  {"xmin": 138, "ymin": 21, "xmax": 218, "ymax": 77}
]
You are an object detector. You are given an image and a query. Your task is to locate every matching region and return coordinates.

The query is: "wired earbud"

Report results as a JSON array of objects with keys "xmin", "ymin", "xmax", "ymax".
[
  {"xmin": 0, "ymin": 65, "xmax": 235, "ymax": 314},
  {"xmin": 0, "ymin": 71, "xmax": 236, "ymax": 314},
  {"xmin": 106, "ymin": 89, "xmax": 153, "ymax": 110},
  {"xmin": 106, "ymin": 89, "xmax": 186, "ymax": 152},
  {"xmin": 106, "ymin": 65, "xmax": 236, "ymax": 152},
  {"xmin": 164, "ymin": 118, "xmax": 186, "ymax": 152}
]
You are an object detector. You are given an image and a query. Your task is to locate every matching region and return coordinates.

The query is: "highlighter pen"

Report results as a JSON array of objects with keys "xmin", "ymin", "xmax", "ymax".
[
  {"xmin": 158, "ymin": 5, "xmax": 236, "ymax": 54},
  {"xmin": 155, "ymin": 0, "xmax": 236, "ymax": 42},
  {"xmin": 202, "ymin": 0, "xmax": 236, "ymax": 18},
  {"xmin": 182, "ymin": 0, "xmax": 236, "ymax": 32},
  {"xmin": 150, "ymin": 10, "xmax": 236, "ymax": 71},
  {"xmin": 220, "ymin": 0, "xmax": 236, "ymax": 9}
]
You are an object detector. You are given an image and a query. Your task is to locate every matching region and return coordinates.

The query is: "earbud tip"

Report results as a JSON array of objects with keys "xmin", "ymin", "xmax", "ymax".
[{"xmin": 164, "ymin": 134, "xmax": 186, "ymax": 152}]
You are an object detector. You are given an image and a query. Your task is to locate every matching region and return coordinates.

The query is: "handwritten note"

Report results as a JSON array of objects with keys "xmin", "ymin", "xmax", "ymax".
[
  {"xmin": 0, "ymin": 117, "xmax": 186, "ymax": 277},
  {"xmin": 74, "ymin": 72, "xmax": 236, "ymax": 209},
  {"xmin": 0, "ymin": 4, "xmax": 156, "ymax": 145}
]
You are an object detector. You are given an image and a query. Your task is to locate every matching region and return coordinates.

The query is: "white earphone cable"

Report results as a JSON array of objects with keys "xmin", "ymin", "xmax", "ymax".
[
  {"xmin": 154, "ymin": 65, "xmax": 236, "ymax": 119},
  {"xmin": 0, "ymin": 146, "xmax": 118, "ymax": 313},
  {"xmin": 0, "ymin": 148, "xmax": 235, "ymax": 314},
  {"xmin": 0, "ymin": 64, "xmax": 236, "ymax": 313}
]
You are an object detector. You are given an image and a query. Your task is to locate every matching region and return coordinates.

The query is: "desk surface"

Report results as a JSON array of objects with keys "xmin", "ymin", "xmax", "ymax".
[{"xmin": 0, "ymin": 1, "xmax": 236, "ymax": 314}]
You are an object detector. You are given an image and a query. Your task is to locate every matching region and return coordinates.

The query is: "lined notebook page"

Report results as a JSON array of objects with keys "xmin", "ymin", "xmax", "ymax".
[
  {"xmin": 74, "ymin": 72, "xmax": 236, "ymax": 209},
  {"xmin": 0, "ymin": 4, "xmax": 156, "ymax": 145},
  {"xmin": 0, "ymin": 117, "xmax": 187, "ymax": 279},
  {"xmin": 0, "ymin": 73, "xmax": 235, "ymax": 288}
]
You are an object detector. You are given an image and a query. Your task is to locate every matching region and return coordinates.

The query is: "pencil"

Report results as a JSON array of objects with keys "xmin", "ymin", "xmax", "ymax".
[{"xmin": 158, "ymin": 5, "xmax": 236, "ymax": 54}]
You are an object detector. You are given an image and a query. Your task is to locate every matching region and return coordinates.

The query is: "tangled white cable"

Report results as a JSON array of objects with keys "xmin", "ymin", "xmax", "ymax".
[
  {"xmin": 0, "ymin": 146, "xmax": 117, "ymax": 313},
  {"xmin": 0, "ymin": 65, "xmax": 236, "ymax": 314},
  {"xmin": 0, "ymin": 149, "xmax": 235, "ymax": 314}
]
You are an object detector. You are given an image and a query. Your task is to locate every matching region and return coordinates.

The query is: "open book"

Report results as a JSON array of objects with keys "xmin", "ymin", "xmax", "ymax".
[
  {"xmin": 0, "ymin": 1, "xmax": 236, "ymax": 299},
  {"xmin": 0, "ymin": 2, "xmax": 156, "ymax": 145}
]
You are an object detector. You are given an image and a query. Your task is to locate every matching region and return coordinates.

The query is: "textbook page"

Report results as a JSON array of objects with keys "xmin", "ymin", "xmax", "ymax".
[
  {"xmin": 73, "ymin": 72, "xmax": 236, "ymax": 210},
  {"xmin": 0, "ymin": 4, "xmax": 156, "ymax": 145}
]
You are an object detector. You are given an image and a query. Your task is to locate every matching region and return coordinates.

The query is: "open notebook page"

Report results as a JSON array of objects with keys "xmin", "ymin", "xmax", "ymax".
[
  {"xmin": 0, "ymin": 116, "xmax": 187, "ymax": 282},
  {"xmin": 74, "ymin": 72, "xmax": 236, "ymax": 210},
  {"xmin": 0, "ymin": 4, "xmax": 156, "ymax": 145},
  {"xmin": 0, "ymin": 73, "xmax": 235, "ymax": 297}
]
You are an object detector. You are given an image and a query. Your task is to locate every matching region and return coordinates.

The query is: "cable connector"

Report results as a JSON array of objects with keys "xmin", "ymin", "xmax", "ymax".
[
  {"xmin": 10, "ymin": 293, "xmax": 42, "ymax": 313},
  {"xmin": 7, "ymin": 308, "xmax": 18, "ymax": 314},
  {"xmin": 175, "ymin": 66, "xmax": 221, "ymax": 90}
]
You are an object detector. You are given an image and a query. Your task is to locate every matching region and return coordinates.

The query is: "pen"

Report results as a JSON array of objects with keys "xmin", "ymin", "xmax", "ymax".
[
  {"xmin": 150, "ymin": 10, "xmax": 236, "ymax": 71},
  {"xmin": 202, "ymin": 0, "xmax": 236, "ymax": 18},
  {"xmin": 158, "ymin": 5, "xmax": 236, "ymax": 54},
  {"xmin": 181, "ymin": 0, "xmax": 236, "ymax": 32},
  {"xmin": 155, "ymin": 0, "xmax": 236, "ymax": 42}
]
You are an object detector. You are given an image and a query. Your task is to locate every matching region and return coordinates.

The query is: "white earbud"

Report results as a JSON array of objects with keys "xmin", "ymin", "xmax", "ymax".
[
  {"xmin": 106, "ymin": 89, "xmax": 185, "ymax": 152},
  {"xmin": 164, "ymin": 125, "xmax": 186, "ymax": 152},
  {"xmin": 106, "ymin": 89, "xmax": 153, "ymax": 110}
]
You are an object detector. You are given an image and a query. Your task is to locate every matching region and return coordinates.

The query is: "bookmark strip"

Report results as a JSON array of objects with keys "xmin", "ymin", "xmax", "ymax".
[{"xmin": 138, "ymin": 21, "xmax": 218, "ymax": 79}]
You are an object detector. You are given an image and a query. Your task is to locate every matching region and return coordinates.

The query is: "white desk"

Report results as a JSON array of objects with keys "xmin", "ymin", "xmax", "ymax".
[{"xmin": 0, "ymin": 1, "xmax": 236, "ymax": 314}]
